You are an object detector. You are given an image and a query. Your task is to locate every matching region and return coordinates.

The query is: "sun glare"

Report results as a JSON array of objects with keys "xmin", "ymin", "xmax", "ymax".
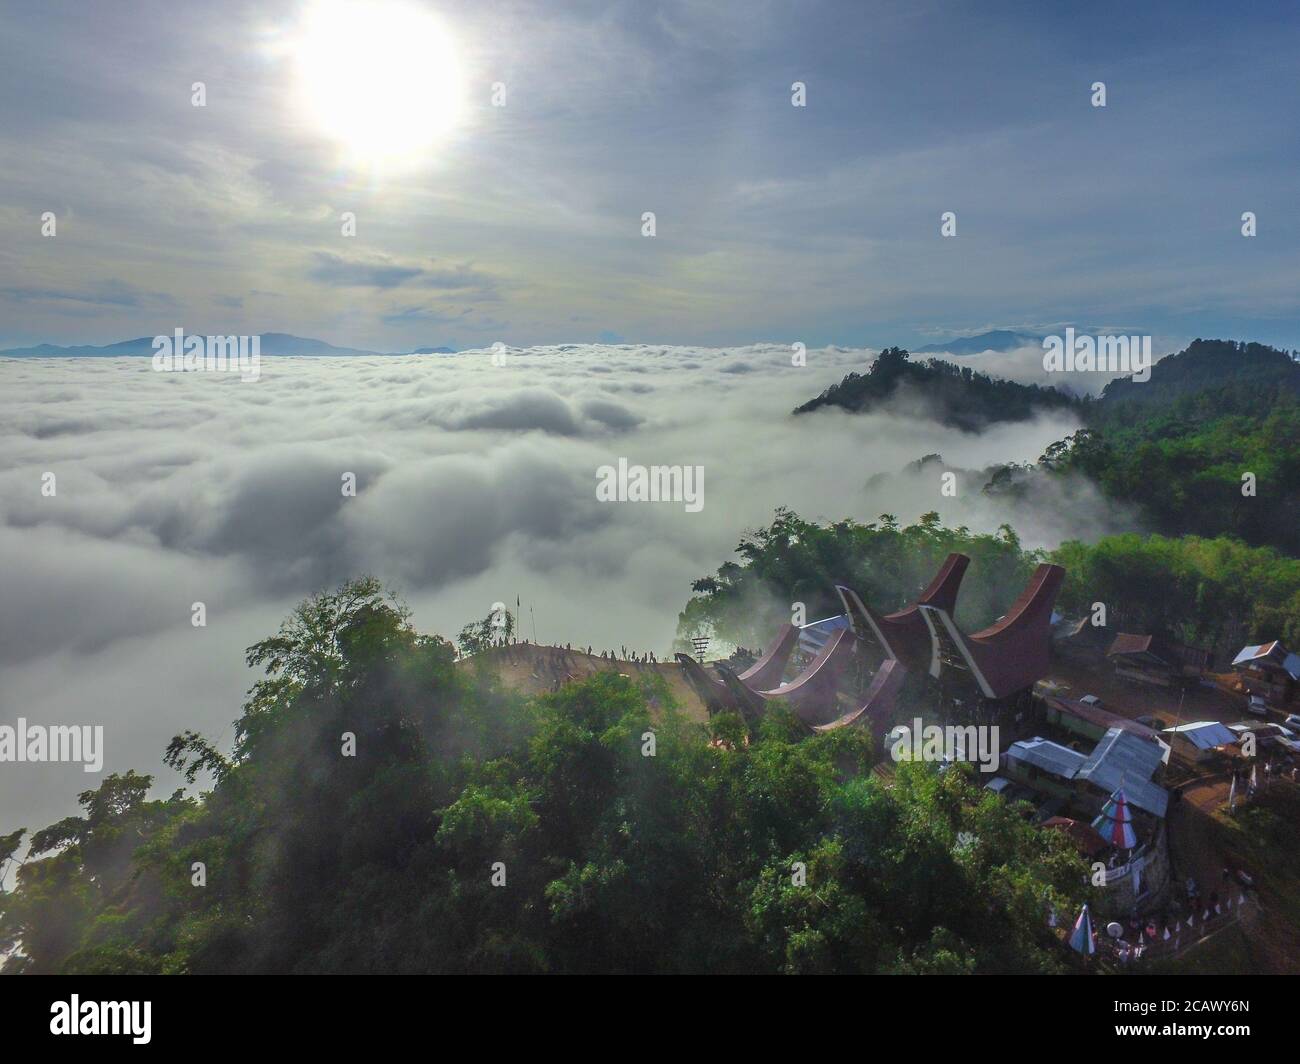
[{"xmin": 290, "ymin": 0, "xmax": 465, "ymax": 168}]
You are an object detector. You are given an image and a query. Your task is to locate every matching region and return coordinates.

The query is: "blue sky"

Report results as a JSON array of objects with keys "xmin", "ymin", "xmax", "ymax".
[{"xmin": 2, "ymin": 0, "xmax": 1298, "ymax": 353}]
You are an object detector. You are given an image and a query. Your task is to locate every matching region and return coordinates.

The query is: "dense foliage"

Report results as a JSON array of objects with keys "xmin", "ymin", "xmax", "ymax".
[
  {"xmin": 1098, "ymin": 338, "xmax": 1299, "ymax": 413},
  {"xmin": 677, "ymin": 508, "xmax": 1037, "ymax": 650},
  {"xmin": 800, "ymin": 339, "xmax": 1300, "ymax": 554},
  {"xmin": 680, "ymin": 511, "xmax": 1300, "ymax": 665},
  {"xmin": 1, "ymin": 578, "xmax": 1089, "ymax": 974},
  {"xmin": 1053, "ymin": 533, "xmax": 1300, "ymax": 660},
  {"xmin": 994, "ymin": 340, "xmax": 1299, "ymax": 554}
]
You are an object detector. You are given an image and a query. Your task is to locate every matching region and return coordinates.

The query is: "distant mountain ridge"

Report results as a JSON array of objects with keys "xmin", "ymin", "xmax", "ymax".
[
  {"xmin": 0, "ymin": 333, "xmax": 458, "ymax": 357},
  {"xmin": 913, "ymin": 329, "xmax": 1042, "ymax": 355}
]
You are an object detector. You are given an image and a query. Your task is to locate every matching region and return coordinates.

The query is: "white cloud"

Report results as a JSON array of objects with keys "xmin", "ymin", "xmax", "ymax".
[{"xmin": 0, "ymin": 344, "xmax": 1126, "ymax": 836}]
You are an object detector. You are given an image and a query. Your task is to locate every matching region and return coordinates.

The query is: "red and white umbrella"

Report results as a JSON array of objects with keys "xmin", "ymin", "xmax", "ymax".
[{"xmin": 1092, "ymin": 788, "xmax": 1138, "ymax": 849}]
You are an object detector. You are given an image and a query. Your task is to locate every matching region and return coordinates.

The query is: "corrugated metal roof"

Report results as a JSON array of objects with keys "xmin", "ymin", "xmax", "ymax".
[
  {"xmin": 1007, "ymin": 736, "xmax": 1087, "ymax": 779},
  {"xmin": 1232, "ymin": 641, "xmax": 1296, "ymax": 676},
  {"xmin": 1232, "ymin": 642, "xmax": 1274, "ymax": 666},
  {"xmin": 1162, "ymin": 721, "xmax": 1238, "ymax": 749},
  {"xmin": 1076, "ymin": 727, "xmax": 1168, "ymax": 818}
]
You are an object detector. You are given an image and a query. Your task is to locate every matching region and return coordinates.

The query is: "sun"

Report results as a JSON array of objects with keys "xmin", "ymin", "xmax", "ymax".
[{"xmin": 290, "ymin": 0, "xmax": 465, "ymax": 168}]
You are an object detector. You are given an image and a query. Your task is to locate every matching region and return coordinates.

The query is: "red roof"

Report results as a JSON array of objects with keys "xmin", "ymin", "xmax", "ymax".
[
  {"xmin": 1047, "ymin": 696, "xmax": 1161, "ymax": 741},
  {"xmin": 1107, "ymin": 633, "xmax": 1210, "ymax": 670},
  {"xmin": 1108, "ymin": 633, "xmax": 1154, "ymax": 658}
]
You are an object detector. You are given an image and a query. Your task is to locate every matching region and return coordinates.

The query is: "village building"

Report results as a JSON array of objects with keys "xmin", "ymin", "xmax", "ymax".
[
  {"xmin": 1001, "ymin": 727, "xmax": 1171, "ymax": 916},
  {"xmin": 1051, "ymin": 617, "xmax": 1113, "ymax": 663},
  {"xmin": 1231, "ymin": 640, "xmax": 1300, "ymax": 706},
  {"xmin": 1003, "ymin": 737, "xmax": 1086, "ymax": 805},
  {"xmin": 1040, "ymin": 692, "xmax": 1163, "ymax": 744},
  {"xmin": 1106, "ymin": 633, "xmax": 1210, "ymax": 688},
  {"xmin": 1002, "ymin": 727, "xmax": 1168, "ymax": 819},
  {"xmin": 1161, "ymin": 720, "xmax": 1238, "ymax": 764},
  {"xmin": 1227, "ymin": 720, "xmax": 1300, "ymax": 755},
  {"xmin": 1075, "ymin": 727, "xmax": 1169, "ymax": 818}
]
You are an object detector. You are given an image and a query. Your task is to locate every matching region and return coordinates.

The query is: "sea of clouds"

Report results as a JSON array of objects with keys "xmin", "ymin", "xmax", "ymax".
[{"xmin": 0, "ymin": 343, "xmax": 1137, "ymax": 837}]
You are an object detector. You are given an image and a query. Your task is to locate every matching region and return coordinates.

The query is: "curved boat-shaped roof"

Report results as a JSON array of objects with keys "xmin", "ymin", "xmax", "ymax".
[
  {"xmin": 835, "ymin": 553, "xmax": 969, "ymax": 673},
  {"xmin": 917, "ymin": 563, "xmax": 1064, "ymax": 699}
]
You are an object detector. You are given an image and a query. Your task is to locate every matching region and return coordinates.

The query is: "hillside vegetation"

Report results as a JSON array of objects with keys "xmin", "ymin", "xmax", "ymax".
[
  {"xmin": 680, "ymin": 512, "xmax": 1300, "ymax": 665},
  {"xmin": 0, "ymin": 578, "xmax": 1091, "ymax": 975}
]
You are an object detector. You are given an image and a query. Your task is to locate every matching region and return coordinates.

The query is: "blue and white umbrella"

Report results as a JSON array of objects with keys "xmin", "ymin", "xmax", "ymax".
[{"xmin": 1069, "ymin": 903, "xmax": 1096, "ymax": 955}]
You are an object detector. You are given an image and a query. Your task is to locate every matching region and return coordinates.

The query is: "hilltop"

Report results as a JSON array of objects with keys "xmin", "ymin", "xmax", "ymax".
[
  {"xmin": 792, "ymin": 345, "xmax": 1080, "ymax": 430},
  {"xmin": 1096, "ymin": 338, "xmax": 1300, "ymax": 417}
]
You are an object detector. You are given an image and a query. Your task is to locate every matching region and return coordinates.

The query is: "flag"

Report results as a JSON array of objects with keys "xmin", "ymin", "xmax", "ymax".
[
  {"xmin": 1228, "ymin": 774, "xmax": 1236, "ymax": 812},
  {"xmin": 1069, "ymin": 904, "xmax": 1096, "ymax": 955}
]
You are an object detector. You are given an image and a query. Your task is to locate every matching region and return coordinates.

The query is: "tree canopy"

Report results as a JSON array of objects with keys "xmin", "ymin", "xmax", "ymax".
[{"xmin": 1, "ymin": 577, "xmax": 1089, "ymax": 975}]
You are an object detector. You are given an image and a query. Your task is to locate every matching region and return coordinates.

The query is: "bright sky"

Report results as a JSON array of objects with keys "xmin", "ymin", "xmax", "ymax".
[{"xmin": 2, "ymin": 0, "xmax": 1298, "ymax": 353}]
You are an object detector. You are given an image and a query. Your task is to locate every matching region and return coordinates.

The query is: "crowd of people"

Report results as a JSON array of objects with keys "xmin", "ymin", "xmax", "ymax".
[{"xmin": 467, "ymin": 638, "xmax": 667, "ymax": 692}]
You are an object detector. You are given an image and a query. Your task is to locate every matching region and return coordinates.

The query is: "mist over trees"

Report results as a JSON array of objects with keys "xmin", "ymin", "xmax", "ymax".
[
  {"xmin": 681, "ymin": 510, "xmax": 1300, "ymax": 666},
  {"xmin": 1, "ymin": 577, "xmax": 1090, "ymax": 975}
]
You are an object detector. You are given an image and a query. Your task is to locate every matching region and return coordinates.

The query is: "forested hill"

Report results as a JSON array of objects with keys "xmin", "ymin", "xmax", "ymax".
[
  {"xmin": 1097, "ymin": 339, "xmax": 1300, "ymax": 417},
  {"xmin": 1034, "ymin": 339, "xmax": 1300, "ymax": 554},
  {"xmin": 792, "ymin": 347, "xmax": 1080, "ymax": 431}
]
